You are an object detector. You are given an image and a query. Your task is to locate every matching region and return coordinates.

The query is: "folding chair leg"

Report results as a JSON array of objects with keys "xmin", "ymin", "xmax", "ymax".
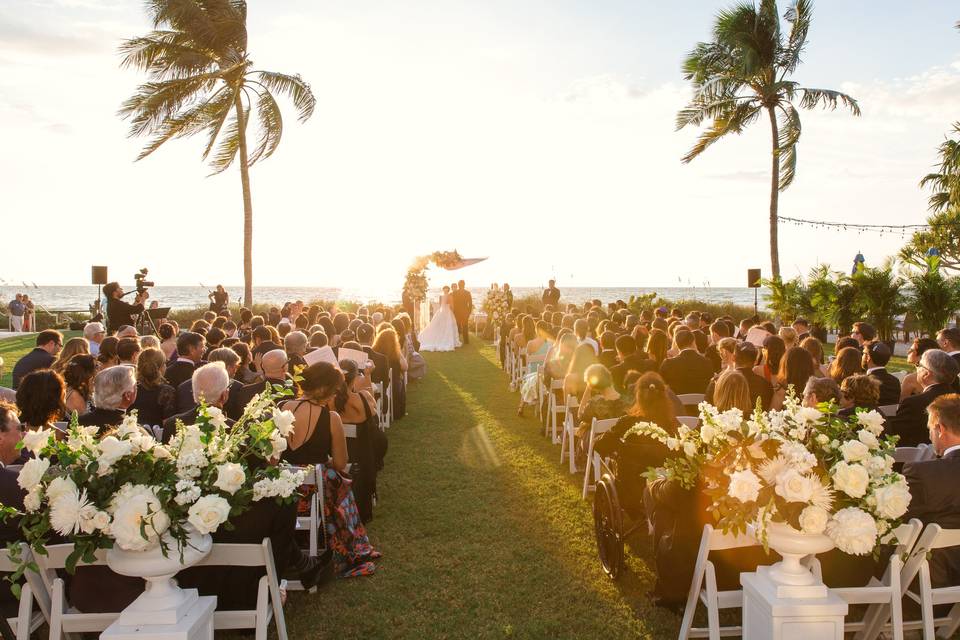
[
  {"xmin": 704, "ymin": 563, "xmax": 721, "ymax": 640},
  {"xmin": 920, "ymin": 563, "xmax": 937, "ymax": 640},
  {"xmin": 938, "ymin": 603, "xmax": 960, "ymax": 639}
]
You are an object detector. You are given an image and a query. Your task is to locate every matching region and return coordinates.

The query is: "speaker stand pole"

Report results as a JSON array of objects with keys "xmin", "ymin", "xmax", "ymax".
[{"xmin": 754, "ymin": 288, "xmax": 758, "ymax": 316}]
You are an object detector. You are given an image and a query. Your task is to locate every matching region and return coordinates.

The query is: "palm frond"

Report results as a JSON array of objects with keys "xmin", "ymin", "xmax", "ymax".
[
  {"xmin": 254, "ymin": 71, "xmax": 316, "ymax": 122},
  {"xmin": 134, "ymin": 85, "xmax": 229, "ymax": 161},
  {"xmin": 118, "ymin": 71, "xmax": 223, "ymax": 137},
  {"xmin": 780, "ymin": 0, "xmax": 811, "ymax": 73},
  {"xmin": 208, "ymin": 102, "xmax": 250, "ymax": 174},
  {"xmin": 777, "ymin": 104, "xmax": 801, "ymax": 190},
  {"xmin": 681, "ymin": 102, "xmax": 761, "ymax": 162},
  {"xmin": 201, "ymin": 86, "xmax": 239, "ymax": 160},
  {"xmin": 798, "ymin": 87, "xmax": 861, "ymax": 116},
  {"xmin": 119, "ymin": 31, "xmax": 217, "ymax": 79},
  {"xmin": 246, "ymin": 88, "xmax": 283, "ymax": 165}
]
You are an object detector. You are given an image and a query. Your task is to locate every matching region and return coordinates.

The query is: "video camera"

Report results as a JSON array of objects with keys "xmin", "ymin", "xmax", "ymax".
[{"xmin": 133, "ymin": 268, "xmax": 155, "ymax": 295}]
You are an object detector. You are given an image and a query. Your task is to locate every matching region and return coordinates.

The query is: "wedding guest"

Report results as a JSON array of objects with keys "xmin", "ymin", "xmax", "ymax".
[
  {"xmin": 835, "ymin": 336, "xmax": 860, "ymax": 352},
  {"xmin": 51, "ymin": 337, "xmax": 90, "ymax": 374},
  {"xmin": 230, "ymin": 342, "xmax": 260, "ymax": 384},
  {"xmin": 357, "ymin": 324, "xmax": 389, "ymax": 387},
  {"xmin": 801, "ymin": 336, "xmax": 829, "ymax": 376},
  {"xmin": 802, "ymin": 377, "xmax": 842, "ymax": 408},
  {"xmin": 887, "ymin": 350, "xmax": 959, "ymax": 446},
  {"xmin": 838, "ymin": 374, "xmax": 880, "ymax": 418},
  {"xmin": 712, "ymin": 370, "xmax": 753, "ymax": 413},
  {"xmin": 6, "ymin": 295, "xmax": 24, "ymax": 332},
  {"xmin": 704, "ymin": 321, "xmax": 732, "ymax": 372},
  {"xmin": 715, "ymin": 337, "xmax": 738, "ymax": 372},
  {"xmin": 116, "ymin": 337, "xmax": 142, "ymax": 366},
  {"xmin": 938, "ymin": 328, "xmax": 960, "ymax": 368},
  {"xmin": 792, "ymin": 318, "xmax": 811, "ymax": 342},
  {"xmin": 158, "ymin": 322, "xmax": 178, "ymax": 360},
  {"xmin": 96, "ymin": 336, "xmax": 120, "ymax": 369},
  {"xmin": 130, "ymin": 348, "xmax": 176, "ymax": 428},
  {"xmin": 82, "ymin": 321, "xmax": 106, "ymax": 357},
  {"xmin": 610, "ymin": 335, "xmax": 656, "ymax": 395},
  {"xmin": 753, "ymin": 335, "xmax": 785, "ymax": 384},
  {"xmin": 564, "ymin": 343, "xmax": 598, "ymax": 400},
  {"xmin": 706, "ymin": 342, "xmax": 773, "ymax": 411},
  {"xmin": 645, "ymin": 328, "xmax": 670, "ymax": 368},
  {"xmin": 901, "ymin": 393, "xmax": 960, "ymax": 587},
  {"xmin": 0, "ymin": 403, "xmax": 26, "ymax": 610},
  {"xmin": 373, "ymin": 327, "xmax": 407, "ymax": 420},
  {"xmin": 15, "ymin": 370, "xmax": 65, "ymax": 430},
  {"xmin": 78, "ymin": 365, "xmax": 137, "ymax": 432},
  {"xmin": 901, "ymin": 337, "xmax": 940, "ymax": 401},
  {"xmin": 63, "ymin": 354, "xmax": 97, "ymax": 416},
  {"xmin": 574, "ymin": 364, "xmax": 627, "ymax": 464},
  {"xmin": 165, "ymin": 331, "xmax": 206, "ymax": 388},
  {"xmin": 250, "ymin": 325, "xmax": 281, "ymax": 366},
  {"xmin": 851, "ymin": 321, "xmax": 876, "ymax": 346},
  {"xmin": 234, "ymin": 349, "xmax": 288, "ymax": 412},
  {"xmin": 658, "ymin": 330, "xmax": 714, "ymax": 398},
  {"xmin": 283, "ymin": 330, "xmax": 309, "ymax": 376},
  {"xmin": 597, "ymin": 331, "xmax": 618, "ymax": 369},
  {"xmin": 574, "ymin": 319, "xmax": 599, "ymax": 355},
  {"xmin": 771, "ymin": 346, "xmax": 817, "ymax": 410},
  {"xmin": 116, "ymin": 325, "xmax": 139, "ymax": 340},
  {"xmin": 281, "ymin": 362, "xmax": 382, "ymax": 577},
  {"xmin": 861, "ymin": 341, "xmax": 901, "ymax": 406},
  {"xmin": 21, "ymin": 295, "xmax": 34, "ymax": 332},
  {"xmin": 778, "ymin": 326, "xmax": 799, "ymax": 351},
  {"xmin": 162, "ymin": 362, "xmax": 233, "ymax": 442},
  {"xmin": 542, "ymin": 280, "xmax": 561, "ymax": 308},
  {"xmin": 829, "ymin": 346, "xmax": 864, "ymax": 385},
  {"xmin": 10, "ymin": 330, "xmax": 62, "ymax": 389}
]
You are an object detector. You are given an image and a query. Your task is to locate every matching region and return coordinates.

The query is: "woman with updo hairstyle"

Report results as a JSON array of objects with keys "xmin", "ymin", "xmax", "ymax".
[
  {"xmin": 281, "ymin": 362, "xmax": 347, "ymax": 469},
  {"xmin": 130, "ymin": 348, "xmax": 176, "ymax": 427},
  {"xmin": 16, "ymin": 369, "xmax": 65, "ymax": 429},
  {"xmin": 230, "ymin": 341, "xmax": 260, "ymax": 384},
  {"xmin": 52, "ymin": 337, "xmax": 90, "ymax": 374},
  {"xmin": 158, "ymin": 322, "xmax": 178, "ymax": 360},
  {"xmin": 63, "ymin": 354, "xmax": 97, "ymax": 415},
  {"xmin": 97, "ymin": 336, "xmax": 120, "ymax": 369},
  {"xmin": 900, "ymin": 337, "xmax": 939, "ymax": 400},
  {"xmin": 717, "ymin": 337, "xmax": 738, "ymax": 372}
]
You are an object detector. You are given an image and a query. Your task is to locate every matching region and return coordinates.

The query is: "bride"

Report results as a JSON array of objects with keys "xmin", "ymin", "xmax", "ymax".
[{"xmin": 419, "ymin": 286, "xmax": 462, "ymax": 352}]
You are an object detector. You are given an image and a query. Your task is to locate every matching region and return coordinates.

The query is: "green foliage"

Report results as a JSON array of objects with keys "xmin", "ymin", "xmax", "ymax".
[
  {"xmin": 919, "ymin": 122, "xmax": 960, "ymax": 213},
  {"xmin": 804, "ymin": 264, "xmax": 844, "ymax": 329},
  {"xmin": 905, "ymin": 255, "xmax": 960, "ymax": 337},
  {"xmin": 899, "ymin": 207, "xmax": 960, "ymax": 273},
  {"xmin": 851, "ymin": 259, "xmax": 906, "ymax": 342},
  {"xmin": 761, "ymin": 276, "xmax": 808, "ymax": 323}
]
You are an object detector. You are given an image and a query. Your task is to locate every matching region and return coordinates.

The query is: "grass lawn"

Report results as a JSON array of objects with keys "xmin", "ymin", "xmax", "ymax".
[
  {"xmin": 0, "ymin": 332, "xmax": 80, "ymax": 388},
  {"xmin": 284, "ymin": 339, "xmax": 677, "ymax": 639}
]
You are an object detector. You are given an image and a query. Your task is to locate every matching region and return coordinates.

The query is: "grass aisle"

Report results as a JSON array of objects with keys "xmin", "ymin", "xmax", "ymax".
[{"xmin": 288, "ymin": 339, "xmax": 678, "ymax": 639}]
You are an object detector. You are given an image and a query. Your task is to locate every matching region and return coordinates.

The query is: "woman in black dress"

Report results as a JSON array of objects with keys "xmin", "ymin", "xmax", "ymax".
[
  {"xmin": 372, "ymin": 327, "xmax": 407, "ymax": 420},
  {"xmin": 130, "ymin": 348, "xmax": 176, "ymax": 428}
]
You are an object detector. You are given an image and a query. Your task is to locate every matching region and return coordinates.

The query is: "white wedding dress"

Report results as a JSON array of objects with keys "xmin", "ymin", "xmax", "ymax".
[{"xmin": 418, "ymin": 293, "xmax": 462, "ymax": 352}]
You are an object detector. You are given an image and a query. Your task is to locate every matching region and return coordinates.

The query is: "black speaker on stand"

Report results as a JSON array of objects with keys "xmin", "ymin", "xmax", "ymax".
[
  {"xmin": 747, "ymin": 268, "xmax": 761, "ymax": 315},
  {"xmin": 91, "ymin": 266, "xmax": 108, "ymax": 323}
]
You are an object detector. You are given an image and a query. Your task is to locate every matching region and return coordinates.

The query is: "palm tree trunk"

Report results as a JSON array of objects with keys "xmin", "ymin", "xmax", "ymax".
[
  {"xmin": 767, "ymin": 105, "xmax": 781, "ymax": 280},
  {"xmin": 234, "ymin": 93, "xmax": 254, "ymax": 307}
]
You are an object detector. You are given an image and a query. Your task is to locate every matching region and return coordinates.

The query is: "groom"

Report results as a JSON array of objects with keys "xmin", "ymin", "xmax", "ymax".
[{"xmin": 452, "ymin": 280, "xmax": 473, "ymax": 345}]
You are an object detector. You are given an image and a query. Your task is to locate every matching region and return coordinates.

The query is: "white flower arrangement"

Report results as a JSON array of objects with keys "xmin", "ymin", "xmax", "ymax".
[
  {"xmin": 627, "ymin": 397, "xmax": 910, "ymax": 556},
  {"xmin": 2, "ymin": 383, "xmax": 306, "ymax": 574}
]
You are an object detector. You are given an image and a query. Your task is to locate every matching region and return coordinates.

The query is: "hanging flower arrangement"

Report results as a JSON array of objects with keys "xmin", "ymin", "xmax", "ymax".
[{"xmin": 403, "ymin": 250, "xmax": 463, "ymax": 302}]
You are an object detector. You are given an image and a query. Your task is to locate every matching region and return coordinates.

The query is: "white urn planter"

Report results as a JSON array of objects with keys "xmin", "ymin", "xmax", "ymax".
[
  {"xmin": 106, "ymin": 528, "xmax": 213, "ymax": 627},
  {"xmin": 763, "ymin": 521, "xmax": 836, "ymax": 587}
]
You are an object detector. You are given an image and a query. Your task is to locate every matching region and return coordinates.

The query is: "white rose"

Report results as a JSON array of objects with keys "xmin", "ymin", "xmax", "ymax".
[
  {"xmin": 683, "ymin": 441, "xmax": 698, "ymax": 457},
  {"xmin": 98, "ymin": 436, "xmax": 134, "ymax": 468},
  {"xmin": 665, "ymin": 437, "xmax": 679, "ymax": 451},
  {"xmin": 864, "ymin": 455, "xmax": 892, "ymax": 478},
  {"xmin": 796, "ymin": 407, "xmax": 822, "ymax": 424},
  {"xmin": 873, "ymin": 481, "xmax": 911, "ymax": 519},
  {"xmin": 20, "ymin": 428, "xmax": 52, "ymax": 454},
  {"xmin": 205, "ymin": 407, "xmax": 228, "ymax": 430},
  {"xmin": 839, "ymin": 440, "xmax": 870, "ymax": 463},
  {"xmin": 727, "ymin": 469, "xmax": 762, "ymax": 503},
  {"xmin": 856, "ymin": 410, "xmax": 886, "ymax": 436},
  {"xmin": 46, "ymin": 476, "xmax": 77, "ymax": 503},
  {"xmin": 775, "ymin": 469, "xmax": 816, "ymax": 503},
  {"xmin": 187, "ymin": 495, "xmax": 231, "ymax": 535},
  {"xmin": 269, "ymin": 432, "xmax": 288, "ymax": 457},
  {"xmin": 213, "ymin": 463, "xmax": 246, "ymax": 495},
  {"xmin": 699, "ymin": 423, "xmax": 717, "ymax": 445},
  {"xmin": 826, "ymin": 507, "xmax": 878, "ymax": 555},
  {"xmin": 833, "ymin": 462, "xmax": 870, "ymax": 498},
  {"xmin": 16, "ymin": 458, "xmax": 50, "ymax": 491},
  {"xmin": 90, "ymin": 510, "xmax": 111, "ymax": 533},
  {"xmin": 799, "ymin": 505, "xmax": 830, "ymax": 534},
  {"xmin": 23, "ymin": 487, "xmax": 42, "ymax": 513},
  {"xmin": 110, "ymin": 488, "xmax": 170, "ymax": 552},
  {"xmin": 273, "ymin": 410, "xmax": 296, "ymax": 437},
  {"xmin": 858, "ymin": 430, "xmax": 880, "ymax": 450},
  {"xmin": 778, "ymin": 441, "xmax": 817, "ymax": 473}
]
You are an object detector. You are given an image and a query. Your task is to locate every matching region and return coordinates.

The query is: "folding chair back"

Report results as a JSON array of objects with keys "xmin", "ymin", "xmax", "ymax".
[
  {"xmin": 679, "ymin": 524, "xmax": 761, "ymax": 639},
  {"xmin": 677, "ymin": 416, "xmax": 699, "ymax": 428},
  {"xmin": 878, "ymin": 404, "xmax": 899, "ymax": 417},
  {"xmin": 35, "ymin": 544, "xmax": 117, "ymax": 639},
  {"xmin": 893, "ymin": 445, "xmax": 936, "ymax": 463},
  {"xmin": 559, "ymin": 395, "xmax": 581, "ymax": 474},
  {"xmin": 547, "ymin": 379, "xmax": 565, "ymax": 443},
  {"xmin": 581, "ymin": 417, "xmax": 620, "ymax": 498},
  {"xmin": 193, "ymin": 539, "xmax": 288, "ymax": 640},
  {"xmin": 901, "ymin": 523, "xmax": 960, "ymax": 639},
  {"xmin": 0, "ymin": 545, "xmax": 47, "ymax": 640},
  {"xmin": 290, "ymin": 464, "xmax": 325, "ymax": 560},
  {"xmin": 677, "ymin": 393, "xmax": 705, "ymax": 407}
]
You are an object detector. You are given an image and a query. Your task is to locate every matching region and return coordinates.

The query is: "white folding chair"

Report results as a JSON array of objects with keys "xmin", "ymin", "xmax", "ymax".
[
  {"xmin": 35, "ymin": 544, "xmax": 119, "ymax": 639},
  {"xmin": 678, "ymin": 524, "xmax": 763, "ymax": 639},
  {"xmin": 893, "ymin": 445, "xmax": 937, "ymax": 464},
  {"xmin": 810, "ymin": 519, "xmax": 922, "ymax": 640},
  {"xmin": 677, "ymin": 393, "xmax": 705, "ymax": 411},
  {"xmin": 879, "ymin": 404, "xmax": 899, "ymax": 418},
  {"xmin": 193, "ymin": 539, "xmax": 288, "ymax": 640},
  {"xmin": 559, "ymin": 395, "xmax": 580, "ymax": 474},
  {"xmin": 581, "ymin": 417, "xmax": 620, "ymax": 498},
  {"xmin": 290, "ymin": 464, "xmax": 325, "ymax": 560},
  {"xmin": 547, "ymin": 380, "xmax": 565, "ymax": 444},
  {"xmin": 678, "ymin": 416, "xmax": 699, "ymax": 428},
  {"xmin": 0, "ymin": 544, "xmax": 47, "ymax": 640},
  {"xmin": 900, "ymin": 523, "xmax": 960, "ymax": 639}
]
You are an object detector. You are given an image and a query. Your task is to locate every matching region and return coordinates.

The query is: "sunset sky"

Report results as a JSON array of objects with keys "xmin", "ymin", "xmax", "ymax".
[{"xmin": 2, "ymin": 1, "xmax": 959, "ymax": 291}]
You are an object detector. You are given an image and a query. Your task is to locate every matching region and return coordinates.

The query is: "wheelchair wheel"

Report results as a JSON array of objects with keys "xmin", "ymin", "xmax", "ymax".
[{"xmin": 593, "ymin": 473, "xmax": 624, "ymax": 580}]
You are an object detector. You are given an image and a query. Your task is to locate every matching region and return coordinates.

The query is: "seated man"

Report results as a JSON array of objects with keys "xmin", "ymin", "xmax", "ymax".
[
  {"xmin": 232, "ymin": 349, "xmax": 289, "ymax": 415},
  {"xmin": 177, "ymin": 348, "xmax": 245, "ymax": 416},
  {"xmin": 887, "ymin": 349, "xmax": 959, "ymax": 447},
  {"xmin": 116, "ymin": 336, "xmax": 142, "ymax": 367},
  {"xmin": 78, "ymin": 366, "xmax": 137, "ymax": 433},
  {"xmin": 83, "ymin": 321, "xmax": 106, "ymax": 357},
  {"xmin": 10, "ymin": 330, "xmax": 62, "ymax": 389},
  {"xmin": 903, "ymin": 393, "xmax": 960, "ymax": 587},
  {"xmin": 659, "ymin": 330, "xmax": 714, "ymax": 397},
  {"xmin": 862, "ymin": 341, "xmax": 901, "ymax": 406},
  {"xmin": 283, "ymin": 330, "xmax": 309, "ymax": 376},
  {"xmin": 165, "ymin": 331, "xmax": 206, "ymax": 389},
  {"xmin": 163, "ymin": 362, "xmax": 233, "ymax": 443},
  {"xmin": 0, "ymin": 403, "xmax": 26, "ymax": 616},
  {"xmin": 609, "ymin": 335, "xmax": 655, "ymax": 395}
]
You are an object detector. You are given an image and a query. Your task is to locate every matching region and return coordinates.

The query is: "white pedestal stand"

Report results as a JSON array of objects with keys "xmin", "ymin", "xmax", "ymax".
[
  {"xmin": 101, "ymin": 593, "xmax": 215, "ymax": 640},
  {"xmin": 741, "ymin": 566, "xmax": 848, "ymax": 640}
]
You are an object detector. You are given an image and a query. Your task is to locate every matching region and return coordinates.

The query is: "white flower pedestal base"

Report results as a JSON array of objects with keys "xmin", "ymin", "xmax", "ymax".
[
  {"xmin": 741, "ymin": 523, "xmax": 848, "ymax": 640},
  {"xmin": 100, "ymin": 531, "xmax": 216, "ymax": 640}
]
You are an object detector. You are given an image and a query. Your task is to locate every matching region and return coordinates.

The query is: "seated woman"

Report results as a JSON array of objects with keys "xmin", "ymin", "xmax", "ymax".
[
  {"xmin": 754, "ymin": 335, "xmax": 786, "ymax": 384},
  {"xmin": 829, "ymin": 346, "xmax": 864, "ymax": 386},
  {"xmin": 900, "ymin": 337, "xmax": 939, "ymax": 401},
  {"xmin": 541, "ymin": 332, "xmax": 576, "ymax": 422},
  {"xmin": 771, "ymin": 347, "xmax": 817, "ymax": 410},
  {"xmin": 518, "ymin": 320, "xmax": 553, "ymax": 417},
  {"xmin": 715, "ymin": 337, "xmax": 738, "ymax": 373},
  {"xmin": 712, "ymin": 370, "xmax": 752, "ymax": 413},
  {"xmin": 800, "ymin": 336, "xmax": 830, "ymax": 376},
  {"xmin": 63, "ymin": 354, "xmax": 97, "ymax": 416},
  {"xmin": 563, "ymin": 343, "xmax": 597, "ymax": 402},
  {"xmin": 802, "ymin": 376, "xmax": 841, "ymax": 408},
  {"xmin": 51, "ymin": 337, "xmax": 90, "ymax": 374},
  {"xmin": 330, "ymin": 359, "xmax": 387, "ymax": 522},
  {"xmin": 15, "ymin": 370, "xmax": 65, "ymax": 435},
  {"xmin": 644, "ymin": 328, "xmax": 669, "ymax": 369},
  {"xmin": 130, "ymin": 348, "xmax": 177, "ymax": 428},
  {"xmin": 281, "ymin": 362, "xmax": 381, "ymax": 577},
  {"xmin": 158, "ymin": 322, "xmax": 178, "ymax": 360},
  {"xmin": 372, "ymin": 327, "xmax": 408, "ymax": 420},
  {"xmin": 574, "ymin": 364, "xmax": 627, "ymax": 465},
  {"xmin": 838, "ymin": 373, "xmax": 880, "ymax": 418},
  {"xmin": 96, "ymin": 336, "xmax": 120, "ymax": 369}
]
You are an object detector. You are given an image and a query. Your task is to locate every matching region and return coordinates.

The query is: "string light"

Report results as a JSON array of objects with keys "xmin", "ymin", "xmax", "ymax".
[{"xmin": 778, "ymin": 216, "xmax": 960, "ymax": 234}]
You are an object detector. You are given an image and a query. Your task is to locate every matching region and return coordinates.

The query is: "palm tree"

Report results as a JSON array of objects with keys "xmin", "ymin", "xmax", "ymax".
[
  {"xmin": 676, "ymin": 0, "xmax": 860, "ymax": 280},
  {"xmin": 919, "ymin": 123, "xmax": 960, "ymax": 212},
  {"xmin": 118, "ymin": 0, "xmax": 316, "ymax": 306}
]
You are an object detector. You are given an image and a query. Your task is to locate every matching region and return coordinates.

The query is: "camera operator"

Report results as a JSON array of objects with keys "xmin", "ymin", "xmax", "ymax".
[{"xmin": 104, "ymin": 282, "xmax": 148, "ymax": 334}]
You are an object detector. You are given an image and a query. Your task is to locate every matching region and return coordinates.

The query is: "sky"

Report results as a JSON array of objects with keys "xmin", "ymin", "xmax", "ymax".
[{"xmin": 1, "ymin": 0, "xmax": 959, "ymax": 292}]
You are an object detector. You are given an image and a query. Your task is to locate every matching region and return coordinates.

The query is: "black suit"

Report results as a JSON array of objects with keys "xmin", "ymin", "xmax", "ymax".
[
  {"xmin": 162, "ymin": 405, "xmax": 235, "ymax": 443},
  {"xmin": 165, "ymin": 359, "xmax": 197, "ymax": 390},
  {"xmin": 598, "ymin": 349, "xmax": 618, "ymax": 369},
  {"xmin": 704, "ymin": 344, "xmax": 722, "ymax": 373},
  {"xmin": 610, "ymin": 353, "xmax": 656, "ymax": 394},
  {"xmin": 867, "ymin": 367, "xmax": 901, "ymax": 406},
  {"xmin": 231, "ymin": 378, "xmax": 285, "ymax": 423},
  {"xmin": 951, "ymin": 353, "xmax": 960, "ymax": 392},
  {"xmin": 903, "ymin": 450, "xmax": 960, "ymax": 587},
  {"xmin": 77, "ymin": 407, "xmax": 127, "ymax": 434},
  {"xmin": 886, "ymin": 383, "xmax": 955, "ymax": 447},
  {"xmin": 451, "ymin": 289, "xmax": 473, "ymax": 344},
  {"xmin": 691, "ymin": 330, "xmax": 709, "ymax": 354},
  {"xmin": 0, "ymin": 466, "xmax": 25, "ymax": 614},
  {"xmin": 705, "ymin": 366, "xmax": 774, "ymax": 411},
  {"xmin": 106, "ymin": 297, "xmax": 144, "ymax": 334},
  {"xmin": 362, "ymin": 346, "xmax": 389, "ymax": 386},
  {"xmin": 11, "ymin": 348, "xmax": 55, "ymax": 389},
  {"xmin": 177, "ymin": 378, "xmax": 243, "ymax": 416},
  {"xmin": 659, "ymin": 349, "xmax": 715, "ymax": 396}
]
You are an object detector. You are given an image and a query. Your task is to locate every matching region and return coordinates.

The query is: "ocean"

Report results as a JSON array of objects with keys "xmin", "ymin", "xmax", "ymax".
[{"xmin": 0, "ymin": 285, "xmax": 770, "ymax": 313}]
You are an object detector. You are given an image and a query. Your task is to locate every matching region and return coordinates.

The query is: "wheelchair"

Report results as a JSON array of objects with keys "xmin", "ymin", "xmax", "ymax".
[{"xmin": 592, "ymin": 457, "xmax": 649, "ymax": 580}]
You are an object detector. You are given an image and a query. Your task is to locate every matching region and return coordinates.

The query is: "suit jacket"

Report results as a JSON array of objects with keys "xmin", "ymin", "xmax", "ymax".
[
  {"xmin": 162, "ymin": 405, "xmax": 235, "ymax": 443},
  {"xmin": 610, "ymin": 353, "xmax": 657, "ymax": 394},
  {"xmin": 868, "ymin": 368, "xmax": 901, "ymax": 406},
  {"xmin": 598, "ymin": 349, "xmax": 618, "ymax": 369},
  {"xmin": 705, "ymin": 366, "xmax": 774, "ymax": 411},
  {"xmin": 0, "ymin": 467, "xmax": 24, "ymax": 613},
  {"xmin": 886, "ymin": 383, "xmax": 955, "ymax": 447},
  {"xmin": 231, "ymin": 378, "xmax": 286, "ymax": 423},
  {"xmin": 176, "ymin": 378, "xmax": 244, "ymax": 417},
  {"xmin": 452, "ymin": 289, "xmax": 473, "ymax": 320},
  {"xmin": 951, "ymin": 353, "xmax": 960, "ymax": 392},
  {"xmin": 11, "ymin": 348, "xmax": 55, "ymax": 389},
  {"xmin": 77, "ymin": 407, "xmax": 127, "ymax": 434},
  {"xmin": 659, "ymin": 350, "xmax": 715, "ymax": 396},
  {"xmin": 362, "ymin": 346, "xmax": 389, "ymax": 386},
  {"xmin": 691, "ymin": 330, "xmax": 709, "ymax": 355},
  {"xmin": 704, "ymin": 344, "xmax": 722, "ymax": 373},
  {"xmin": 165, "ymin": 359, "xmax": 197, "ymax": 390},
  {"xmin": 904, "ymin": 450, "xmax": 960, "ymax": 587}
]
